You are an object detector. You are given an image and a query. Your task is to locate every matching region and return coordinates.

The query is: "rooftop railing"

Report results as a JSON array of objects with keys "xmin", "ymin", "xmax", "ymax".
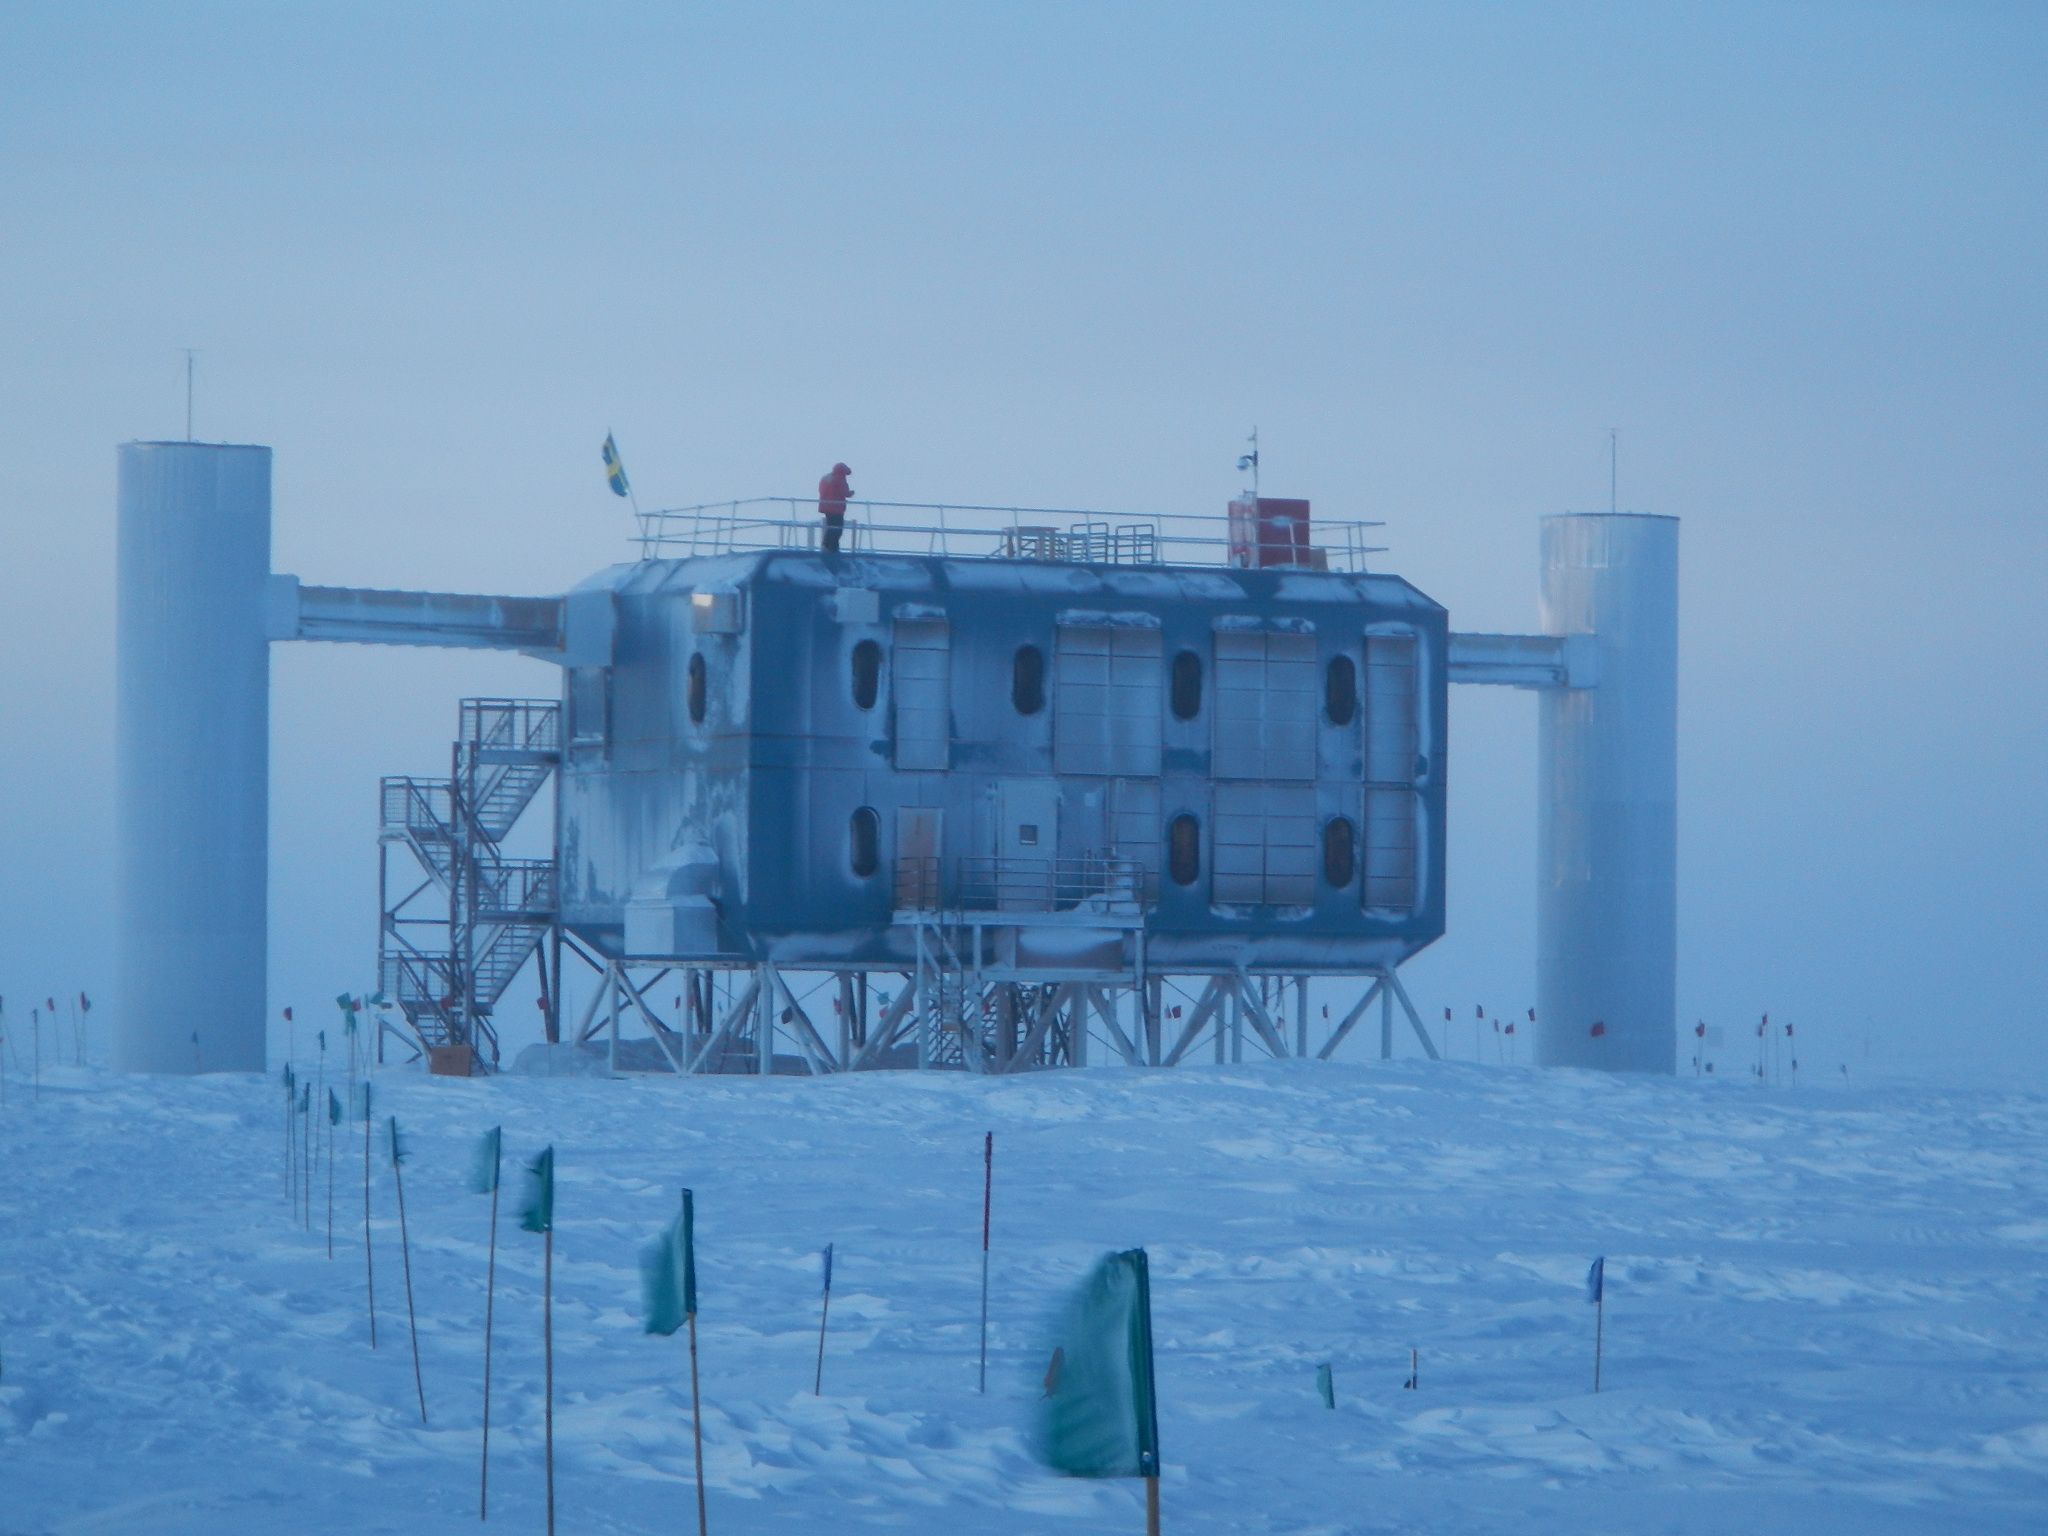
[{"xmin": 635, "ymin": 498, "xmax": 1386, "ymax": 572}]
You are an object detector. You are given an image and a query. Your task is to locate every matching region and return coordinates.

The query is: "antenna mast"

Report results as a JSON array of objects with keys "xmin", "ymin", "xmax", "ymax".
[
  {"xmin": 183, "ymin": 350, "xmax": 196, "ymax": 441},
  {"xmin": 1608, "ymin": 428, "xmax": 1617, "ymax": 513}
]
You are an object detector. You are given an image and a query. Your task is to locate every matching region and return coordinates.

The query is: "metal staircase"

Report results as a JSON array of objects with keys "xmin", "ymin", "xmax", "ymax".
[{"xmin": 378, "ymin": 699, "xmax": 560, "ymax": 1070}]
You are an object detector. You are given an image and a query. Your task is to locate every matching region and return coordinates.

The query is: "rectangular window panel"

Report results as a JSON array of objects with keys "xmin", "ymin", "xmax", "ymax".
[
  {"xmin": 1108, "ymin": 777, "xmax": 1160, "ymax": 884},
  {"xmin": 893, "ymin": 619, "xmax": 950, "ymax": 771},
  {"xmin": 1364, "ymin": 631, "xmax": 1419, "ymax": 784},
  {"xmin": 1215, "ymin": 783, "xmax": 1317, "ymax": 906},
  {"xmin": 1214, "ymin": 627, "xmax": 1316, "ymax": 780},
  {"xmin": 1363, "ymin": 785, "xmax": 1419, "ymax": 911},
  {"xmin": 1055, "ymin": 624, "xmax": 1161, "ymax": 776}
]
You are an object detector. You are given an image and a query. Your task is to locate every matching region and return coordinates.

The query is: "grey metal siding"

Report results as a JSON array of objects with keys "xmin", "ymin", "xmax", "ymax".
[
  {"xmin": 892, "ymin": 618, "xmax": 950, "ymax": 771},
  {"xmin": 1054, "ymin": 623, "xmax": 1162, "ymax": 776}
]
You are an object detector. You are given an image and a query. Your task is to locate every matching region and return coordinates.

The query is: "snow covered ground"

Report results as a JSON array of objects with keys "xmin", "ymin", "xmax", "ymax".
[{"xmin": 4, "ymin": 1055, "xmax": 2046, "ymax": 1534}]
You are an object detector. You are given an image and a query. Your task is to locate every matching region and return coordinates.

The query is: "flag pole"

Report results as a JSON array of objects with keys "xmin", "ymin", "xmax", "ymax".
[
  {"xmin": 683, "ymin": 1190, "xmax": 707, "ymax": 1536},
  {"xmin": 326, "ymin": 1094, "xmax": 336, "ymax": 1260},
  {"xmin": 978, "ymin": 1131, "xmax": 993, "ymax": 1394},
  {"xmin": 813, "ymin": 1243, "xmax": 834, "ymax": 1395},
  {"xmin": 362, "ymin": 1085, "xmax": 378, "ymax": 1349},
  {"xmin": 303, "ymin": 1083, "xmax": 313, "ymax": 1230},
  {"xmin": 480, "ymin": 1135, "xmax": 500, "ymax": 1521},
  {"xmin": 390, "ymin": 1116, "xmax": 428, "ymax": 1422},
  {"xmin": 544, "ymin": 1220, "xmax": 555, "ymax": 1536},
  {"xmin": 1594, "ymin": 1289, "xmax": 1604, "ymax": 1393},
  {"xmin": 1133, "ymin": 1249, "xmax": 1161, "ymax": 1536},
  {"xmin": 283, "ymin": 1070, "xmax": 294, "ymax": 1207}
]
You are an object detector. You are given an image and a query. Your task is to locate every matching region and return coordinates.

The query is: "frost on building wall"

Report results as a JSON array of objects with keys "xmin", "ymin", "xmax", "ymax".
[{"xmin": 555, "ymin": 551, "xmax": 1449, "ymax": 980}]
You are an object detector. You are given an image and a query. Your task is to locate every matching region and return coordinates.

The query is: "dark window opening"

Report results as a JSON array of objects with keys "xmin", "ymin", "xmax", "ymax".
[
  {"xmin": 1325, "ymin": 654, "xmax": 1357, "ymax": 725},
  {"xmin": 1168, "ymin": 813, "xmax": 1201, "ymax": 886},
  {"xmin": 1012, "ymin": 643, "xmax": 1045, "ymax": 715},
  {"xmin": 1323, "ymin": 816, "xmax": 1356, "ymax": 887},
  {"xmin": 687, "ymin": 652, "xmax": 707, "ymax": 724},
  {"xmin": 850, "ymin": 639, "xmax": 882, "ymax": 710},
  {"xmin": 1170, "ymin": 650, "xmax": 1202, "ymax": 720},
  {"xmin": 849, "ymin": 807, "xmax": 880, "ymax": 878}
]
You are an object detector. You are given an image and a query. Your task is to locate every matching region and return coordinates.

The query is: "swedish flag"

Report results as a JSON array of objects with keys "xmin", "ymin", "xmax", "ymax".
[{"xmin": 602, "ymin": 433, "xmax": 631, "ymax": 498}]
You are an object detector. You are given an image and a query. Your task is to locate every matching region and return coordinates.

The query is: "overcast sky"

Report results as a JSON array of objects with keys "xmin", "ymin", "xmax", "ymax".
[{"xmin": 2, "ymin": 2, "xmax": 2042, "ymax": 1083}]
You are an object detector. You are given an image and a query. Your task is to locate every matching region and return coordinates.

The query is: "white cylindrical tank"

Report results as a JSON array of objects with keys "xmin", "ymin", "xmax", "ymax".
[
  {"xmin": 1535, "ymin": 513, "xmax": 1678, "ymax": 1072},
  {"xmin": 115, "ymin": 441, "xmax": 273, "ymax": 1073}
]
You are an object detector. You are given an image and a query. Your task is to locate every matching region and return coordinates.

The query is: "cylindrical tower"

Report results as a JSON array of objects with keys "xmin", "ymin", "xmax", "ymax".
[
  {"xmin": 115, "ymin": 441, "xmax": 273, "ymax": 1073},
  {"xmin": 1535, "ymin": 513, "xmax": 1677, "ymax": 1072}
]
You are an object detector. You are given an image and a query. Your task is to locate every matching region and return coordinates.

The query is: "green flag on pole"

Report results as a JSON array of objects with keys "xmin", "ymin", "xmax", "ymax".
[
  {"xmin": 387, "ymin": 1115, "xmax": 408, "ymax": 1168},
  {"xmin": 470, "ymin": 1126, "xmax": 503, "ymax": 1195},
  {"xmin": 328, "ymin": 1088, "xmax": 342, "ymax": 1126},
  {"xmin": 640, "ymin": 1189, "xmax": 697, "ymax": 1335},
  {"xmin": 1037, "ymin": 1248, "xmax": 1161, "ymax": 1480},
  {"xmin": 357, "ymin": 1080, "xmax": 373, "ymax": 1122},
  {"xmin": 519, "ymin": 1147, "xmax": 555, "ymax": 1234}
]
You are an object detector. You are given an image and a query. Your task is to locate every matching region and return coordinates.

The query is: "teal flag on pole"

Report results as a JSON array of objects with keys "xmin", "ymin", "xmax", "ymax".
[
  {"xmin": 470, "ymin": 1125, "xmax": 502, "ymax": 1195},
  {"xmin": 1037, "ymin": 1249, "xmax": 1160, "ymax": 1479},
  {"xmin": 640, "ymin": 1189, "xmax": 697, "ymax": 1335},
  {"xmin": 519, "ymin": 1147, "xmax": 555, "ymax": 1234}
]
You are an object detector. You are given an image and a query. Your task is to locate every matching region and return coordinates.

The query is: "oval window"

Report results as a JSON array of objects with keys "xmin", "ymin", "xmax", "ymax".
[
  {"xmin": 1325, "ymin": 654, "xmax": 1357, "ymax": 725},
  {"xmin": 1322, "ymin": 816, "xmax": 1356, "ymax": 887},
  {"xmin": 1013, "ymin": 644, "xmax": 1045, "ymax": 715},
  {"xmin": 850, "ymin": 640, "xmax": 882, "ymax": 710},
  {"xmin": 1170, "ymin": 651, "xmax": 1202, "ymax": 720},
  {"xmin": 849, "ymin": 807, "xmax": 880, "ymax": 878},
  {"xmin": 687, "ymin": 652, "xmax": 707, "ymax": 724},
  {"xmin": 1168, "ymin": 813, "xmax": 1200, "ymax": 887}
]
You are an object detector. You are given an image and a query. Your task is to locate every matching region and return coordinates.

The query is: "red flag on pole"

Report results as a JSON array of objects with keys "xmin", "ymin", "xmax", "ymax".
[
  {"xmin": 1695, "ymin": 1021, "xmax": 1706, "ymax": 1038},
  {"xmin": 283, "ymin": 1006, "xmax": 293, "ymax": 1022},
  {"xmin": 1589, "ymin": 1021, "xmax": 1607, "ymax": 1038}
]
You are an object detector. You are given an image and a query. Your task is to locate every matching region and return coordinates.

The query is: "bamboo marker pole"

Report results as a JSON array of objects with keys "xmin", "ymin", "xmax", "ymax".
[
  {"xmin": 1594, "ymin": 1288, "xmax": 1605, "ymax": 1393},
  {"xmin": 978, "ymin": 1132, "xmax": 993, "ymax": 1394},
  {"xmin": 479, "ymin": 1129, "xmax": 501, "ymax": 1521},
  {"xmin": 362, "ymin": 1084, "xmax": 378, "ymax": 1349},
  {"xmin": 1588, "ymin": 1255, "xmax": 1605, "ymax": 1393},
  {"xmin": 681, "ymin": 1189, "xmax": 707, "ymax": 1536},
  {"xmin": 517, "ymin": 1146, "xmax": 556, "ymax": 1536},
  {"xmin": 325, "ymin": 1092, "xmax": 336, "ymax": 1259},
  {"xmin": 544, "ymin": 1220, "xmax": 555, "ymax": 1536},
  {"xmin": 813, "ymin": 1243, "xmax": 834, "ymax": 1395},
  {"xmin": 389, "ymin": 1116, "xmax": 428, "ymax": 1422},
  {"xmin": 299, "ymin": 1083, "xmax": 312, "ymax": 1229},
  {"xmin": 283, "ymin": 1071, "xmax": 294, "ymax": 1207}
]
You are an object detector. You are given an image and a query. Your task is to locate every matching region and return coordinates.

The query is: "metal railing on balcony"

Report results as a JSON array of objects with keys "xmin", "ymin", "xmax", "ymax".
[
  {"xmin": 634, "ymin": 499, "xmax": 1386, "ymax": 572},
  {"xmin": 895, "ymin": 854, "xmax": 1156, "ymax": 915},
  {"xmin": 472, "ymin": 858, "xmax": 557, "ymax": 917},
  {"xmin": 381, "ymin": 776, "xmax": 453, "ymax": 839},
  {"xmin": 460, "ymin": 698, "xmax": 561, "ymax": 756}
]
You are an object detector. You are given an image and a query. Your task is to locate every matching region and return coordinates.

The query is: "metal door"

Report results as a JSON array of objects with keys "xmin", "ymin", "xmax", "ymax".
[
  {"xmin": 896, "ymin": 807, "xmax": 944, "ymax": 909},
  {"xmin": 994, "ymin": 780, "xmax": 1058, "ymax": 908}
]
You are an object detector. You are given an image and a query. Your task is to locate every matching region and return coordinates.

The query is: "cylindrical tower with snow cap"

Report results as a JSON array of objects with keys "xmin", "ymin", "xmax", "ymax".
[
  {"xmin": 1535, "ymin": 512, "xmax": 1678, "ymax": 1071},
  {"xmin": 115, "ymin": 441, "xmax": 273, "ymax": 1073}
]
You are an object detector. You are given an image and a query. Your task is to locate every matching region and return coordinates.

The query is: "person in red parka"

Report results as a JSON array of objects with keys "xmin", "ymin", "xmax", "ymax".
[{"xmin": 817, "ymin": 462, "xmax": 852, "ymax": 555}]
